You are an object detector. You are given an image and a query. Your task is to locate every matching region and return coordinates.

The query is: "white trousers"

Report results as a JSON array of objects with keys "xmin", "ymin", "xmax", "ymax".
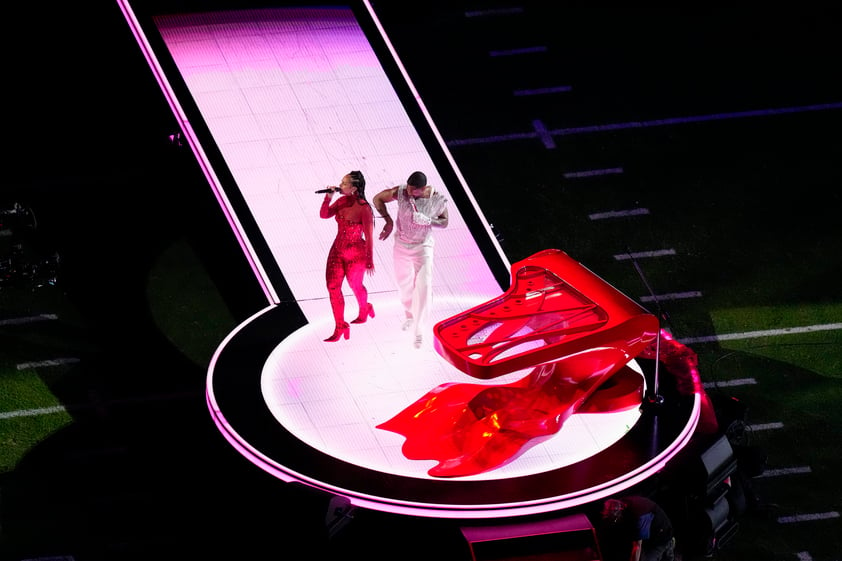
[{"xmin": 393, "ymin": 240, "xmax": 434, "ymax": 337}]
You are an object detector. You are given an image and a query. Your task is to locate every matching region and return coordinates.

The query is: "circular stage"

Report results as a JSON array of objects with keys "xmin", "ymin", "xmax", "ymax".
[{"xmin": 207, "ymin": 297, "xmax": 700, "ymax": 519}]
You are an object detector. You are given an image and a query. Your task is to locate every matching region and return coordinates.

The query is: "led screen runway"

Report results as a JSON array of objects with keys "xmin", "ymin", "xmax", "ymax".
[{"xmin": 118, "ymin": 0, "xmax": 701, "ymax": 518}]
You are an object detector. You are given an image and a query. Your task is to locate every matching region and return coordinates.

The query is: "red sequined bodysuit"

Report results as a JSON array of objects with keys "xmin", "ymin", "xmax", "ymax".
[{"xmin": 322, "ymin": 195, "xmax": 373, "ymax": 328}]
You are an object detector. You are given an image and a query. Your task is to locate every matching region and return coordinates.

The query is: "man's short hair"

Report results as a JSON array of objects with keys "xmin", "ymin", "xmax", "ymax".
[
  {"xmin": 407, "ymin": 171, "xmax": 427, "ymax": 188},
  {"xmin": 601, "ymin": 499, "xmax": 625, "ymax": 523}
]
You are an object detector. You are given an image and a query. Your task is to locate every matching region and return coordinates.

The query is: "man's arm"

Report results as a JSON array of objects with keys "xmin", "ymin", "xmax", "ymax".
[
  {"xmin": 629, "ymin": 511, "xmax": 652, "ymax": 561},
  {"xmin": 431, "ymin": 206, "xmax": 448, "ymax": 228},
  {"xmin": 629, "ymin": 539, "xmax": 642, "ymax": 561},
  {"xmin": 372, "ymin": 186, "xmax": 399, "ymax": 240}
]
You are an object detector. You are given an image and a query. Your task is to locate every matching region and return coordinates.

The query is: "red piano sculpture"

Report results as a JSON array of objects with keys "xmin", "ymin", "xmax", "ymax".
[{"xmin": 377, "ymin": 249, "xmax": 714, "ymax": 478}]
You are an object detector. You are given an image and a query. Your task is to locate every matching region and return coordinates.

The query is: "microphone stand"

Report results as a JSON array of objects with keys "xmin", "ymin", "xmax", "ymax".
[{"xmin": 627, "ymin": 249, "xmax": 666, "ymax": 408}]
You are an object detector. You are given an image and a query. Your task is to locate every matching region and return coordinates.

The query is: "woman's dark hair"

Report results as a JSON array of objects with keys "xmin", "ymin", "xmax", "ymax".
[
  {"xmin": 349, "ymin": 170, "xmax": 366, "ymax": 201},
  {"xmin": 407, "ymin": 171, "xmax": 427, "ymax": 188}
]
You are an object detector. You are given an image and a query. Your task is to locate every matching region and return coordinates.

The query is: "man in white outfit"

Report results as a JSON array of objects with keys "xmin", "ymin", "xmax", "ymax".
[{"xmin": 373, "ymin": 171, "xmax": 449, "ymax": 348}]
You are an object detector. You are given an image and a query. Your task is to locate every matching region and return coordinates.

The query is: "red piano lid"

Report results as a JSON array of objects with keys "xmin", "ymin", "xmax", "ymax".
[{"xmin": 433, "ymin": 249, "xmax": 659, "ymax": 379}]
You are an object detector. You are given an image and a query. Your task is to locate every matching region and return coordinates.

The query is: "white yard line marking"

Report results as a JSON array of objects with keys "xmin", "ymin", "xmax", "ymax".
[
  {"xmin": 447, "ymin": 102, "xmax": 842, "ymax": 146},
  {"xmin": 0, "ymin": 391, "xmax": 202, "ymax": 421},
  {"xmin": 680, "ymin": 323, "xmax": 842, "ymax": 345}
]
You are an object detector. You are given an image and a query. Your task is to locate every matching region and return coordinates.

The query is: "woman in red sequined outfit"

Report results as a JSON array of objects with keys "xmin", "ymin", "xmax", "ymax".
[{"xmin": 320, "ymin": 170, "xmax": 375, "ymax": 342}]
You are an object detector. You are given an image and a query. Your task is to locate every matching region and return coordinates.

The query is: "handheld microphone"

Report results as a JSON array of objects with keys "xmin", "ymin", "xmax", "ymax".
[{"xmin": 315, "ymin": 187, "xmax": 338, "ymax": 194}]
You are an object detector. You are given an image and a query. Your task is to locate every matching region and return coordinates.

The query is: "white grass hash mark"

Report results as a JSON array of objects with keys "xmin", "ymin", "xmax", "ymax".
[
  {"xmin": 0, "ymin": 314, "xmax": 58, "ymax": 326},
  {"xmin": 703, "ymin": 378, "xmax": 757, "ymax": 388},
  {"xmin": 755, "ymin": 466, "xmax": 812, "ymax": 478},
  {"xmin": 589, "ymin": 208, "xmax": 649, "ymax": 220},
  {"xmin": 0, "ymin": 405, "xmax": 67, "ymax": 420},
  {"xmin": 748, "ymin": 422, "xmax": 785, "ymax": 431},
  {"xmin": 640, "ymin": 291, "xmax": 702, "ymax": 302},
  {"xmin": 614, "ymin": 249, "xmax": 676, "ymax": 260},
  {"xmin": 564, "ymin": 167, "xmax": 623, "ymax": 179},
  {"xmin": 777, "ymin": 511, "xmax": 839, "ymax": 524},
  {"xmin": 17, "ymin": 358, "xmax": 81, "ymax": 370}
]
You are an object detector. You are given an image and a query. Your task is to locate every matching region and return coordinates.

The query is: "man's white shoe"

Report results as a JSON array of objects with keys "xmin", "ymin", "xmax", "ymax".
[
  {"xmin": 414, "ymin": 335, "xmax": 423, "ymax": 349},
  {"xmin": 401, "ymin": 318, "xmax": 414, "ymax": 331}
]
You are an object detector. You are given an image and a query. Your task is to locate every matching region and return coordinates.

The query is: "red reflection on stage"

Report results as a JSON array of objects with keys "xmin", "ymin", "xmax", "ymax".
[{"xmin": 377, "ymin": 249, "xmax": 660, "ymax": 477}]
